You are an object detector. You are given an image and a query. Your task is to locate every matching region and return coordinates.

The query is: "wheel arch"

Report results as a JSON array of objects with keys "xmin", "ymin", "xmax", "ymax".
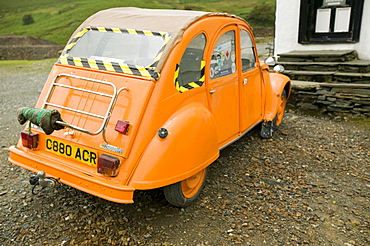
[{"xmin": 264, "ymin": 72, "xmax": 291, "ymax": 121}]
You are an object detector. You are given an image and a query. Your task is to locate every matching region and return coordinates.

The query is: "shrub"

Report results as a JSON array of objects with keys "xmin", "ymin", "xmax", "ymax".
[
  {"xmin": 245, "ymin": 2, "xmax": 275, "ymax": 27},
  {"xmin": 22, "ymin": 14, "xmax": 35, "ymax": 25},
  {"xmin": 184, "ymin": 5, "xmax": 203, "ymax": 11}
]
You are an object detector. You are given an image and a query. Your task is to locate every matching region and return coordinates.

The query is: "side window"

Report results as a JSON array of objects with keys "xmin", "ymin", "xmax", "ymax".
[
  {"xmin": 175, "ymin": 33, "xmax": 206, "ymax": 92},
  {"xmin": 210, "ymin": 31, "xmax": 236, "ymax": 79},
  {"xmin": 240, "ymin": 30, "xmax": 256, "ymax": 72}
]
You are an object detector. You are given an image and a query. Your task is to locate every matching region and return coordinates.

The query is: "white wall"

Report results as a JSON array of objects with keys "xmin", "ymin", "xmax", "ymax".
[{"xmin": 275, "ymin": 0, "xmax": 370, "ymax": 60}]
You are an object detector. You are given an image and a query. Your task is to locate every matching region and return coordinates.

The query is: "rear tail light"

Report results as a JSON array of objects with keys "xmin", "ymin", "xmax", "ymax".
[
  {"xmin": 98, "ymin": 154, "xmax": 120, "ymax": 177},
  {"xmin": 21, "ymin": 130, "xmax": 39, "ymax": 149},
  {"xmin": 115, "ymin": 120, "xmax": 130, "ymax": 134}
]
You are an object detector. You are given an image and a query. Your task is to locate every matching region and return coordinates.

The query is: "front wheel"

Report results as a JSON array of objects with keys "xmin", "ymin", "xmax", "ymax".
[
  {"xmin": 274, "ymin": 90, "xmax": 288, "ymax": 130},
  {"xmin": 261, "ymin": 90, "xmax": 288, "ymax": 138},
  {"xmin": 163, "ymin": 168, "xmax": 207, "ymax": 207}
]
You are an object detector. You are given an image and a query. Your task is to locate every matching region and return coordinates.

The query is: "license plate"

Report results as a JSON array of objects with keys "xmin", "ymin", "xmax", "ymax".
[{"xmin": 45, "ymin": 138, "xmax": 97, "ymax": 166}]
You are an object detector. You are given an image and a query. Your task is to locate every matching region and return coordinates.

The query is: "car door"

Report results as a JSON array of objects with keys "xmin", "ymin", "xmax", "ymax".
[
  {"xmin": 208, "ymin": 26, "xmax": 239, "ymax": 147},
  {"xmin": 239, "ymin": 28, "xmax": 263, "ymax": 132}
]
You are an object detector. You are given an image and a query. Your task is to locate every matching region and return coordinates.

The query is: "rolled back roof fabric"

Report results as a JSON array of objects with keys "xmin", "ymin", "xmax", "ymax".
[{"xmin": 69, "ymin": 7, "xmax": 234, "ymax": 73}]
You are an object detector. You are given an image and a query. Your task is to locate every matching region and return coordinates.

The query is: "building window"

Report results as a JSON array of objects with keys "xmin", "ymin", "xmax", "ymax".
[{"xmin": 298, "ymin": 0, "xmax": 364, "ymax": 44}]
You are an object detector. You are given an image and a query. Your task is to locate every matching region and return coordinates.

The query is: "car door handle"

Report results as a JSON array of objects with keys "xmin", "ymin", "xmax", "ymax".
[
  {"xmin": 243, "ymin": 78, "xmax": 248, "ymax": 85},
  {"xmin": 210, "ymin": 89, "xmax": 216, "ymax": 94}
]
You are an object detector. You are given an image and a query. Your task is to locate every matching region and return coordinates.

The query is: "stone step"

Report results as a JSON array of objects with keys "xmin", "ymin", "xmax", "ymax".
[
  {"xmin": 279, "ymin": 61, "xmax": 340, "ymax": 71},
  {"xmin": 278, "ymin": 50, "xmax": 358, "ymax": 62},
  {"xmin": 335, "ymin": 72, "xmax": 370, "ymax": 83},
  {"xmin": 339, "ymin": 60, "xmax": 370, "ymax": 73},
  {"xmin": 279, "ymin": 60, "xmax": 370, "ymax": 73},
  {"xmin": 283, "ymin": 70, "xmax": 370, "ymax": 83}
]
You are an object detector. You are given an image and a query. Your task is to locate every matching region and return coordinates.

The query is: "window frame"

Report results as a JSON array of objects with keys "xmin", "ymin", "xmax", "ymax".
[
  {"xmin": 240, "ymin": 29, "xmax": 257, "ymax": 72},
  {"xmin": 174, "ymin": 33, "xmax": 207, "ymax": 93},
  {"xmin": 298, "ymin": 0, "xmax": 364, "ymax": 44},
  {"xmin": 58, "ymin": 26, "xmax": 170, "ymax": 79},
  {"xmin": 209, "ymin": 30, "xmax": 237, "ymax": 80}
]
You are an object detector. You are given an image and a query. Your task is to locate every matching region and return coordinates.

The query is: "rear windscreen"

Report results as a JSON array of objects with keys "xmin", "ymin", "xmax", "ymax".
[{"xmin": 68, "ymin": 29, "xmax": 166, "ymax": 67}]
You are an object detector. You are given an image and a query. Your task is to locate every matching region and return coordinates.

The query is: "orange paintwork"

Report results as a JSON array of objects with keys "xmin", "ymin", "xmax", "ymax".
[{"xmin": 8, "ymin": 11, "xmax": 290, "ymax": 204}]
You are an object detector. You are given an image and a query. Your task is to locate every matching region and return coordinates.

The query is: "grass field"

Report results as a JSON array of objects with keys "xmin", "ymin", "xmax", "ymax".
[{"xmin": 0, "ymin": 0, "xmax": 274, "ymax": 45}]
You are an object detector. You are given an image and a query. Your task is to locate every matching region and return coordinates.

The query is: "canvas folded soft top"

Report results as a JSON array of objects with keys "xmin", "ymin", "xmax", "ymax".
[{"xmin": 68, "ymin": 7, "xmax": 237, "ymax": 73}]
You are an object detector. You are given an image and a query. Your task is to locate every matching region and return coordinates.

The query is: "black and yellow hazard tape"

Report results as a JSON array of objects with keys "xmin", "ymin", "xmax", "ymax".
[
  {"xmin": 58, "ymin": 26, "xmax": 170, "ymax": 79},
  {"xmin": 58, "ymin": 56, "xmax": 157, "ymax": 78},
  {"xmin": 175, "ymin": 61, "xmax": 205, "ymax": 93},
  {"xmin": 149, "ymin": 34, "xmax": 171, "ymax": 69}
]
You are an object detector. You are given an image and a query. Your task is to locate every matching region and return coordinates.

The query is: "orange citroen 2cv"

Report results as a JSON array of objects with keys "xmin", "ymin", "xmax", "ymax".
[{"xmin": 9, "ymin": 7, "xmax": 291, "ymax": 207}]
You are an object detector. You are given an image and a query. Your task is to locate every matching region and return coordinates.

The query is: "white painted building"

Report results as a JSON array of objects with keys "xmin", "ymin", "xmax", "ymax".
[{"xmin": 275, "ymin": 0, "xmax": 369, "ymax": 60}]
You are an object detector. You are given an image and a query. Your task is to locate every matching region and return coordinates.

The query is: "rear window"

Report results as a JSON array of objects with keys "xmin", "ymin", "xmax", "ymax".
[{"xmin": 59, "ymin": 27, "xmax": 170, "ymax": 78}]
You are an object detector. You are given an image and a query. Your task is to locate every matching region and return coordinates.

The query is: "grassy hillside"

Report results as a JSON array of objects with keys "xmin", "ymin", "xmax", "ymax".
[{"xmin": 0, "ymin": 0, "xmax": 274, "ymax": 45}]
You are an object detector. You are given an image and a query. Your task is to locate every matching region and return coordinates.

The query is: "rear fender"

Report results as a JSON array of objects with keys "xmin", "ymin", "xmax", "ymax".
[
  {"xmin": 264, "ymin": 72, "xmax": 291, "ymax": 121},
  {"xmin": 129, "ymin": 102, "xmax": 219, "ymax": 189}
]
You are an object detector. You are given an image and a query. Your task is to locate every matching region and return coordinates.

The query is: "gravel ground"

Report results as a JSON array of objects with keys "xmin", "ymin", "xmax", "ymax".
[{"xmin": 0, "ymin": 60, "xmax": 369, "ymax": 246}]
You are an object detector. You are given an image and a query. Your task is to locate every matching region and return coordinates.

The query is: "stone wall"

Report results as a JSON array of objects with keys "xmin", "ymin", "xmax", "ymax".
[
  {"xmin": 0, "ymin": 45, "xmax": 64, "ymax": 60},
  {"xmin": 252, "ymin": 27, "xmax": 275, "ymax": 38},
  {"xmin": 0, "ymin": 36, "xmax": 63, "ymax": 60},
  {"xmin": 290, "ymin": 81, "xmax": 370, "ymax": 116}
]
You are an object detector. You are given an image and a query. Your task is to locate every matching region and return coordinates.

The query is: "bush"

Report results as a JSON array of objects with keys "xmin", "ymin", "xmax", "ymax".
[
  {"xmin": 22, "ymin": 15, "xmax": 35, "ymax": 25},
  {"xmin": 245, "ymin": 2, "xmax": 275, "ymax": 27},
  {"xmin": 184, "ymin": 5, "xmax": 203, "ymax": 11}
]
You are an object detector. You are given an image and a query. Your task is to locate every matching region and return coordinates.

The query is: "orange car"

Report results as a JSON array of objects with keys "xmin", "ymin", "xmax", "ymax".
[{"xmin": 9, "ymin": 7, "xmax": 290, "ymax": 207}]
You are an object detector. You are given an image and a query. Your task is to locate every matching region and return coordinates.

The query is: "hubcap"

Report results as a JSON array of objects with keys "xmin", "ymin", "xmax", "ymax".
[
  {"xmin": 276, "ymin": 94, "xmax": 287, "ymax": 125},
  {"xmin": 181, "ymin": 169, "xmax": 206, "ymax": 198}
]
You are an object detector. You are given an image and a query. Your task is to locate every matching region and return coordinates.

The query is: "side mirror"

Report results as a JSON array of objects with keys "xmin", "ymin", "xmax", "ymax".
[
  {"xmin": 273, "ymin": 64, "xmax": 285, "ymax": 73},
  {"xmin": 264, "ymin": 57, "xmax": 285, "ymax": 73},
  {"xmin": 264, "ymin": 57, "xmax": 276, "ymax": 66}
]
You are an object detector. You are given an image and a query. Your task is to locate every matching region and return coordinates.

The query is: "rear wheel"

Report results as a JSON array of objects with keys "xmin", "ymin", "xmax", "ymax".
[{"xmin": 163, "ymin": 168, "xmax": 207, "ymax": 207}]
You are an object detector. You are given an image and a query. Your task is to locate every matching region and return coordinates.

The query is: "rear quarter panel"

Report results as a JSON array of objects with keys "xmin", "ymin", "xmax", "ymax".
[{"xmin": 128, "ymin": 101, "xmax": 219, "ymax": 189}]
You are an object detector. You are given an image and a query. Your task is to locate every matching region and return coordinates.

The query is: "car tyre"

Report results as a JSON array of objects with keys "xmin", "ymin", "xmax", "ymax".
[
  {"xmin": 273, "ymin": 90, "xmax": 288, "ymax": 131},
  {"xmin": 261, "ymin": 90, "xmax": 287, "ymax": 138},
  {"xmin": 163, "ymin": 168, "xmax": 207, "ymax": 207}
]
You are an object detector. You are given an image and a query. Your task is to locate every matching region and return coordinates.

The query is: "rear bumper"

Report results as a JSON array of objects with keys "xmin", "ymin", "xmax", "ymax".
[{"xmin": 8, "ymin": 146, "xmax": 135, "ymax": 204}]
